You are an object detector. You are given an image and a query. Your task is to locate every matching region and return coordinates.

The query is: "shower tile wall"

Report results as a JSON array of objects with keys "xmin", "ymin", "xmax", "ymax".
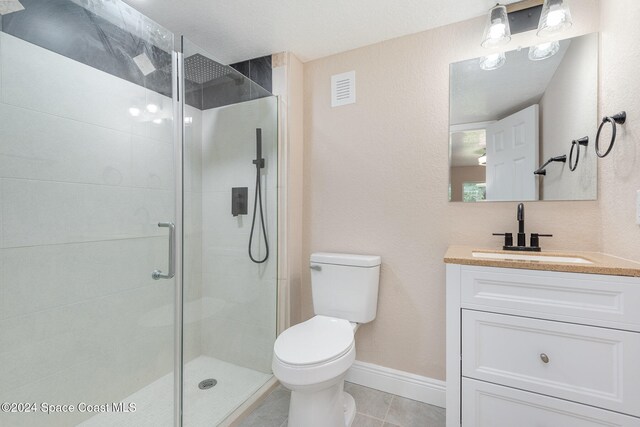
[
  {"xmin": 200, "ymin": 97, "xmax": 278, "ymax": 373},
  {"xmin": 230, "ymin": 55, "xmax": 273, "ymax": 93},
  {"xmin": 1, "ymin": 0, "xmax": 174, "ymax": 98},
  {"xmin": 184, "ymin": 104, "xmax": 204, "ymax": 361},
  {"xmin": 0, "ymin": 32, "xmax": 199, "ymax": 426}
]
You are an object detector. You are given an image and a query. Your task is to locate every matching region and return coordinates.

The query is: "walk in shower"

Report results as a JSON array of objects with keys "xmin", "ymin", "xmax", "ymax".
[{"xmin": 0, "ymin": 1, "xmax": 278, "ymax": 426}]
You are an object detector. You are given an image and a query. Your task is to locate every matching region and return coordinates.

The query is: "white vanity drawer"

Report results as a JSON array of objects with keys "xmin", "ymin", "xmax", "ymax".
[
  {"xmin": 462, "ymin": 378, "xmax": 640, "ymax": 427},
  {"xmin": 461, "ymin": 266, "xmax": 640, "ymax": 331},
  {"xmin": 462, "ymin": 310, "xmax": 640, "ymax": 416}
]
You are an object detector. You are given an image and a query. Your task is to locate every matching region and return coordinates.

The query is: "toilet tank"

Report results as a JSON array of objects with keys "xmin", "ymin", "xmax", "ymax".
[{"xmin": 310, "ymin": 252, "xmax": 381, "ymax": 323}]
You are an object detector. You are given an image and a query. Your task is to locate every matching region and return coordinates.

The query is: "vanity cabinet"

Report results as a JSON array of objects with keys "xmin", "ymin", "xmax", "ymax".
[{"xmin": 446, "ymin": 264, "xmax": 640, "ymax": 427}]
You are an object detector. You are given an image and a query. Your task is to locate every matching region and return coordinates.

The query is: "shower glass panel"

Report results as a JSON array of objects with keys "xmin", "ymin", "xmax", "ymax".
[
  {"xmin": 181, "ymin": 37, "xmax": 278, "ymax": 426},
  {"xmin": 0, "ymin": 1, "xmax": 177, "ymax": 426}
]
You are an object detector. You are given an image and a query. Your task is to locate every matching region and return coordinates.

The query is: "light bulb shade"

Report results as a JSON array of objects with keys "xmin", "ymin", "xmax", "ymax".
[
  {"xmin": 528, "ymin": 41, "xmax": 560, "ymax": 61},
  {"xmin": 479, "ymin": 52, "xmax": 506, "ymax": 71},
  {"xmin": 537, "ymin": 0, "xmax": 573, "ymax": 37},
  {"xmin": 481, "ymin": 5, "xmax": 511, "ymax": 48},
  {"xmin": 478, "ymin": 155, "xmax": 487, "ymax": 166}
]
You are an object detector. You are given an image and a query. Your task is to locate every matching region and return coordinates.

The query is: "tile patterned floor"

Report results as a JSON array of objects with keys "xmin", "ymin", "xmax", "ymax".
[{"xmin": 238, "ymin": 382, "xmax": 446, "ymax": 427}]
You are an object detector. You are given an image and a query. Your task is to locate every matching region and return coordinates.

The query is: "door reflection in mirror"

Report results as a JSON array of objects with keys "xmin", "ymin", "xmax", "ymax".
[{"xmin": 449, "ymin": 32, "xmax": 598, "ymax": 202}]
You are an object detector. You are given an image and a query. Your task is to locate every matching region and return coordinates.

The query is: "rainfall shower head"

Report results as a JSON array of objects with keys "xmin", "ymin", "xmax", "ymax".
[{"xmin": 183, "ymin": 54, "xmax": 239, "ymax": 85}]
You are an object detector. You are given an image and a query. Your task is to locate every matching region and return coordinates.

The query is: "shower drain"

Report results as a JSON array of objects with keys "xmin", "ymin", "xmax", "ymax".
[{"xmin": 198, "ymin": 379, "xmax": 217, "ymax": 390}]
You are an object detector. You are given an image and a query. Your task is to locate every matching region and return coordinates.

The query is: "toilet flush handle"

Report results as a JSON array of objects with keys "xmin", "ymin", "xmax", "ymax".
[{"xmin": 310, "ymin": 264, "xmax": 322, "ymax": 271}]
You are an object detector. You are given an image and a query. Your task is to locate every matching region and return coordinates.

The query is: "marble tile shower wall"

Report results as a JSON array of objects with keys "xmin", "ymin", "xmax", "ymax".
[
  {"xmin": 0, "ymin": 32, "xmax": 198, "ymax": 426},
  {"xmin": 200, "ymin": 97, "xmax": 278, "ymax": 373},
  {"xmin": 1, "ymin": 0, "xmax": 174, "ymax": 99},
  {"xmin": 230, "ymin": 55, "xmax": 273, "ymax": 93}
]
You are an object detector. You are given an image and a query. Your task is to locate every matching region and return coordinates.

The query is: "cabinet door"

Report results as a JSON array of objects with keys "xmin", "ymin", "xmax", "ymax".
[
  {"xmin": 462, "ymin": 310, "xmax": 640, "ymax": 416},
  {"xmin": 463, "ymin": 378, "xmax": 640, "ymax": 427},
  {"xmin": 460, "ymin": 266, "xmax": 640, "ymax": 332}
]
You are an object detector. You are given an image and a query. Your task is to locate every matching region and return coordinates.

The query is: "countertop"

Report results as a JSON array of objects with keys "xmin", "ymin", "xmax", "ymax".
[{"xmin": 444, "ymin": 245, "xmax": 640, "ymax": 277}]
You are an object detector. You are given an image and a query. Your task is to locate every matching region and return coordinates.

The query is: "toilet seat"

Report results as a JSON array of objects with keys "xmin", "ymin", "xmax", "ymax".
[
  {"xmin": 274, "ymin": 315, "xmax": 354, "ymax": 366},
  {"xmin": 272, "ymin": 315, "xmax": 356, "ymax": 388}
]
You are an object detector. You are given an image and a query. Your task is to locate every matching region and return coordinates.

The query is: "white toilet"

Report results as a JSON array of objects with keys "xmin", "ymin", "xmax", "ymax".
[{"xmin": 272, "ymin": 252, "xmax": 381, "ymax": 427}]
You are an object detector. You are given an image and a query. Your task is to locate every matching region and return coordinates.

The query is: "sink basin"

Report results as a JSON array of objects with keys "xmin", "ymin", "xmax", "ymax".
[{"xmin": 472, "ymin": 251, "xmax": 593, "ymax": 264}]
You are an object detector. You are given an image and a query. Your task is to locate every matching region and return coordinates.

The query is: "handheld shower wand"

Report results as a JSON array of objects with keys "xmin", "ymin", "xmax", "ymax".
[
  {"xmin": 253, "ymin": 129, "xmax": 265, "ymax": 169},
  {"xmin": 249, "ymin": 128, "xmax": 269, "ymax": 264}
]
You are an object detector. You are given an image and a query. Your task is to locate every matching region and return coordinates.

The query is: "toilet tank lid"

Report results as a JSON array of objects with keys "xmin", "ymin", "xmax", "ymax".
[{"xmin": 311, "ymin": 253, "xmax": 381, "ymax": 267}]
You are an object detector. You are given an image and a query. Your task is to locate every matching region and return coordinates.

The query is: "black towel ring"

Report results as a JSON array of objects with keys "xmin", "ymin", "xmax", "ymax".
[
  {"xmin": 569, "ymin": 136, "xmax": 589, "ymax": 172},
  {"xmin": 595, "ymin": 112, "xmax": 626, "ymax": 158}
]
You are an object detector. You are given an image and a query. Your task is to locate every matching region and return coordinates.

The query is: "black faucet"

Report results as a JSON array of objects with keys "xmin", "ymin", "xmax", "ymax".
[
  {"xmin": 493, "ymin": 203, "xmax": 553, "ymax": 252},
  {"xmin": 517, "ymin": 203, "xmax": 526, "ymax": 247}
]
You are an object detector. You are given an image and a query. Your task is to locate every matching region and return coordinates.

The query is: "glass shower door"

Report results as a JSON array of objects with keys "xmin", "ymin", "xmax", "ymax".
[
  {"xmin": 0, "ymin": 1, "xmax": 178, "ymax": 426},
  {"xmin": 180, "ymin": 37, "xmax": 279, "ymax": 426}
]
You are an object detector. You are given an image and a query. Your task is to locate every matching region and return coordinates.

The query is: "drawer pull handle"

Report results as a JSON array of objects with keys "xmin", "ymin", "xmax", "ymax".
[{"xmin": 540, "ymin": 353, "xmax": 550, "ymax": 364}]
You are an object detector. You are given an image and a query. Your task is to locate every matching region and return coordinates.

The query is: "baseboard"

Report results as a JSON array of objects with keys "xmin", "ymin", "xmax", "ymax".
[{"xmin": 345, "ymin": 360, "xmax": 446, "ymax": 408}]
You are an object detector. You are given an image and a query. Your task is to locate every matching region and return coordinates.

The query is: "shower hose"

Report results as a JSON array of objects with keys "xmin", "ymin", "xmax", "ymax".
[{"xmin": 249, "ymin": 143, "xmax": 269, "ymax": 264}]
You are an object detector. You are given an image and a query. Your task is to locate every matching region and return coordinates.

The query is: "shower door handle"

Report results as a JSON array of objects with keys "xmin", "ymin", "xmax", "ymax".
[{"xmin": 152, "ymin": 222, "xmax": 175, "ymax": 280}]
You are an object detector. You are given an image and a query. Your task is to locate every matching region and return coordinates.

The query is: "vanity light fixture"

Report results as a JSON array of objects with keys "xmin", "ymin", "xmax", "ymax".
[
  {"xmin": 481, "ymin": 4, "xmax": 512, "ymax": 48},
  {"xmin": 478, "ymin": 153, "xmax": 487, "ymax": 166},
  {"xmin": 479, "ymin": 52, "xmax": 506, "ymax": 71},
  {"xmin": 537, "ymin": 0, "xmax": 573, "ymax": 37},
  {"xmin": 528, "ymin": 40, "xmax": 560, "ymax": 60}
]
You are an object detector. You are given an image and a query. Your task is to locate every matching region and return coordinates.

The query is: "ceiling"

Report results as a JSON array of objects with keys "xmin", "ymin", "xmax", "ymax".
[
  {"xmin": 123, "ymin": 0, "xmax": 521, "ymax": 64},
  {"xmin": 450, "ymin": 39, "xmax": 570, "ymax": 125},
  {"xmin": 450, "ymin": 129, "xmax": 488, "ymax": 167},
  {"xmin": 449, "ymin": 38, "xmax": 572, "ymax": 167}
]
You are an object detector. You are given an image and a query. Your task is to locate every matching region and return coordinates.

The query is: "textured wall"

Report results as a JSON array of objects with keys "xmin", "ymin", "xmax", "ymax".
[
  {"xmin": 540, "ymin": 33, "xmax": 598, "ymax": 200},
  {"xmin": 302, "ymin": 1, "xmax": 602, "ymax": 380},
  {"xmin": 599, "ymin": 0, "xmax": 640, "ymax": 261}
]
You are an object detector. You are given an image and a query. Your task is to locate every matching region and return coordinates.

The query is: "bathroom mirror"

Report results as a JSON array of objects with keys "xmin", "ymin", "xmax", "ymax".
[{"xmin": 448, "ymin": 32, "xmax": 598, "ymax": 202}]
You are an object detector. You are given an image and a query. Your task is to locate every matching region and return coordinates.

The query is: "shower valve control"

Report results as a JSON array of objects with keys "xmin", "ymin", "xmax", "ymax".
[{"xmin": 232, "ymin": 187, "xmax": 248, "ymax": 217}]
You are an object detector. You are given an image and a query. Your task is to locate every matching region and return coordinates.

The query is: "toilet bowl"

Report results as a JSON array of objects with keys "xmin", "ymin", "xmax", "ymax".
[
  {"xmin": 272, "ymin": 253, "xmax": 381, "ymax": 427},
  {"xmin": 273, "ymin": 316, "xmax": 357, "ymax": 427}
]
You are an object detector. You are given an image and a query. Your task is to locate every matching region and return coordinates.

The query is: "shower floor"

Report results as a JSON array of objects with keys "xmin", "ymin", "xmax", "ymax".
[{"xmin": 80, "ymin": 356, "xmax": 272, "ymax": 427}]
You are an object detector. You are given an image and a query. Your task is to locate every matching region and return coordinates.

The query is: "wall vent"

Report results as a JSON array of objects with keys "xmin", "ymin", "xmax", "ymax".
[{"xmin": 331, "ymin": 71, "xmax": 356, "ymax": 107}]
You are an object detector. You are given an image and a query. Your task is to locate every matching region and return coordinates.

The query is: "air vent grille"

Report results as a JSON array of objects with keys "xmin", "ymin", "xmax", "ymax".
[{"xmin": 331, "ymin": 71, "xmax": 356, "ymax": 107}]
